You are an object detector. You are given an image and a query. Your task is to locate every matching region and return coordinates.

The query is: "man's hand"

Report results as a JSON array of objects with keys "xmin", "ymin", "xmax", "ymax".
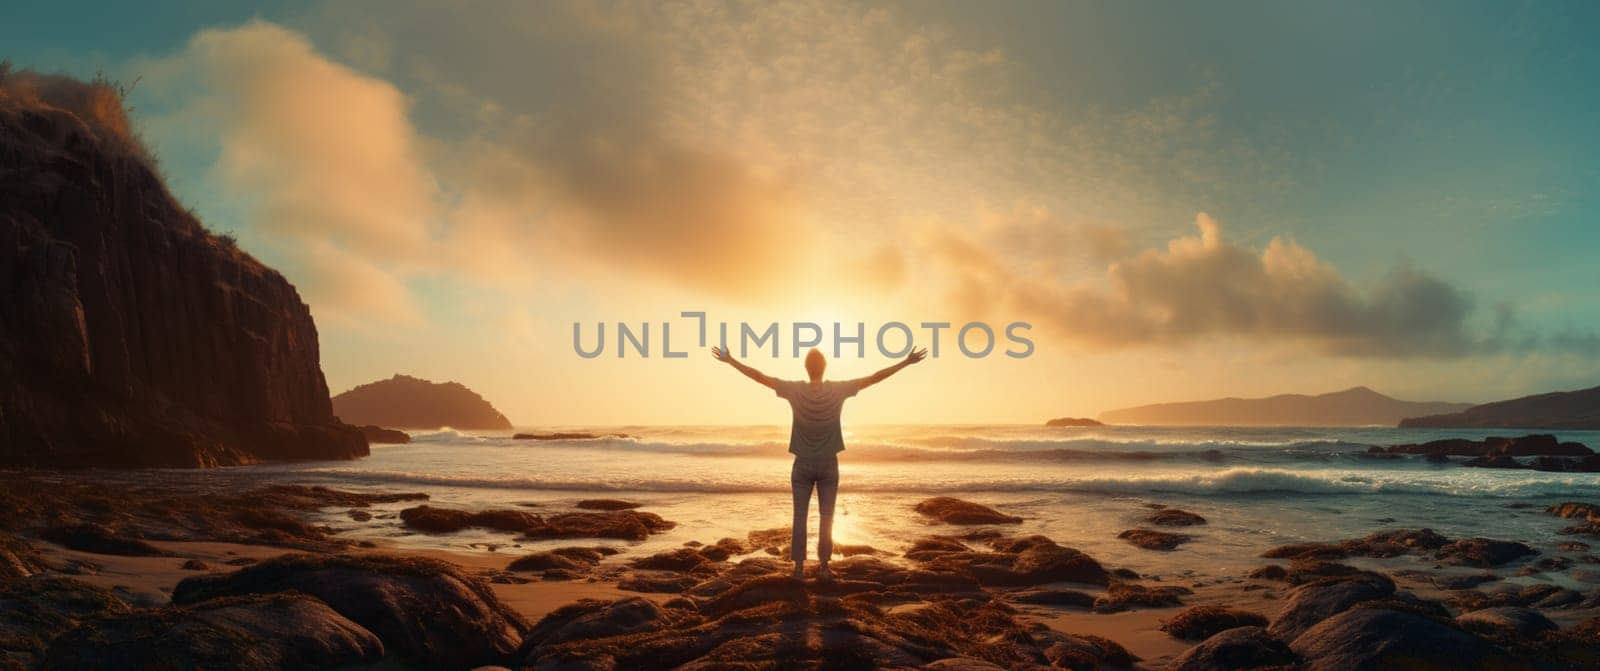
[
  {"xmin": 906, "ymin": 347, "xmax": 929, "ymax": 364},
  {"xmin": 712, "ymin": 345, "xmax": 734, "ymax": 363}
]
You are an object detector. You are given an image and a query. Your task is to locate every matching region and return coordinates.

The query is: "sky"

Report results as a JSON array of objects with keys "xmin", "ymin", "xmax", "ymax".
[{"xmin": 4, "ymin": 0, "xmax": 1598, "ymax": 425}]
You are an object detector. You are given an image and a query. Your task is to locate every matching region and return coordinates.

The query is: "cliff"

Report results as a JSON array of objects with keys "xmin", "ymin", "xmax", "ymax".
[
  {"xmin": 333, "ymin": 375, "xmax": 512, "ymax": 430},
  {"xmin": 1399, "ymin": 385, "xmax": 1600, "ymax": 429},
  {"xmin": 0, "ymin": 70, "xmax": 366, "ymax": 467},
  {"xmin": 1100, "ymin": 386, "xmax": 1473, "ymax": 427}
]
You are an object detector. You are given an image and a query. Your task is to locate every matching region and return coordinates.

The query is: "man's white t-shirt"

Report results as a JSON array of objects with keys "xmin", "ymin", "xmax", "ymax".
[{"xmin": 773, "ymin": 379, "xmax": 868, "ymax": 459}]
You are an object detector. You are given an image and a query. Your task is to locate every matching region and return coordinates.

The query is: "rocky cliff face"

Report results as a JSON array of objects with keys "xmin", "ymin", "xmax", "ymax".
[
  {"xmin": 333, "ymin": 375, "xmax": 512, "ymax": 431},
  {"xmin": 0, "ymin": 71, "xmax": 366, "ymax": 467}
]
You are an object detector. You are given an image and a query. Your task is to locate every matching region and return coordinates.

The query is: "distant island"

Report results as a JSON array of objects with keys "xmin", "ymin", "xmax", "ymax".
[
  {"xmin": 333, "ymin": 375, "xmax": 512, "ymax": 430},
  {"xmin": 1045, "ymin": 417, "xmax": 1104, "ymax": 427},
  {"xmin": 1399, "ymin": 384, "xmax": 1600, "ymax": 429},
  {"xmin": 1099, "ymin": 386, "xmax": 1473, "ymax": 426}
]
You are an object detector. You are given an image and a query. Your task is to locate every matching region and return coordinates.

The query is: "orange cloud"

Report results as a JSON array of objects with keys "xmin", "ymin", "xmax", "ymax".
[{"xmin": 925, "ymin": 212, "xmax": 1479, "ymax": 357}]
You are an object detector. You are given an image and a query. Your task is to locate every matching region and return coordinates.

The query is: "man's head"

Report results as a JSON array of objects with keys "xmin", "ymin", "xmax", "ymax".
[{"xmin": 805, "ymin": 348, "xmax": 826, "ymax": 381}]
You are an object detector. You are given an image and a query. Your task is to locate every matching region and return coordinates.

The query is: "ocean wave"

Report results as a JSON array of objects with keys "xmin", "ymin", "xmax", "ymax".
[
  {"xmin": 286, "ymin": 466, "xmax": 1600, "ymax": 499},
  {"xmin": 493, "ymin": 435, "xmax": 1390, "ymax": 466}
]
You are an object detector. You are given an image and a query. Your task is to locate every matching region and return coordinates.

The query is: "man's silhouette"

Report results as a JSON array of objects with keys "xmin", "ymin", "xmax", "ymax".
[{"xmin": 713, "ymin": 345, "xmax": 927, "ymax": 580}]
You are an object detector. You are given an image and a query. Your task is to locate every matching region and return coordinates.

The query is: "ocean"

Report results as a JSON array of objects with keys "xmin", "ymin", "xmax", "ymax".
[{"xmin": 93, "ymin": 424, "xmax": 1600, "ymax": 585}]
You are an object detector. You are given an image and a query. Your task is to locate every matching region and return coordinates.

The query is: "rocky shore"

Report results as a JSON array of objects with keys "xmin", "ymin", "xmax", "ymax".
[{"xmin": 1, "ymin": 474, "xmax": 1597, "ymax": 670}]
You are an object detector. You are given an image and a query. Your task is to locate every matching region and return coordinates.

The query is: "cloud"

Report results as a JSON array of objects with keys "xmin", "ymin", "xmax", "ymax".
[
  {"xmin": 139, "ymin": 16, "xmax": 809, "ymax": 317},
  {"xmin": 140, "ymin": 20, "xmax": 436, "ymax": 323},
  {"xmin": 926, "ymin": 212, "xmax": 1481, "ymax": 357}
]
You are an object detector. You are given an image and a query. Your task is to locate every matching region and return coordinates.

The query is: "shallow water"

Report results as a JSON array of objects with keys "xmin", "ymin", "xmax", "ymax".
[{"xmin": 78, "ymin": 424, "xmax": 1600, "ymax": 583}]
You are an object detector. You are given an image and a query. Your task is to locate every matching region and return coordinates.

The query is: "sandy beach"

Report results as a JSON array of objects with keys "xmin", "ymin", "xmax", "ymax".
[{"xmin": 4, "ymin": 468, "xmax": 1599, "ymax": 670}]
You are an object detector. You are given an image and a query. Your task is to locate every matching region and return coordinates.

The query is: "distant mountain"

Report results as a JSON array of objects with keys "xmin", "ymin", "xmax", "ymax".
[
  {"xmin": 1100, "ymin": 386, "xmax": 1473, "ymax": 427},
  {"xmin": 332, "ymin": 374, "xmax": 512, "ymax": 430},
  {"xmin": 1399, "ymin": 385, "xmax": 1600, "ymax": 429}
]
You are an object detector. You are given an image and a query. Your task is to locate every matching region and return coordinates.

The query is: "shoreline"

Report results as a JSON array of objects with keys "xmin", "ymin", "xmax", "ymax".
[{"xmin": 3, "ymin": 470, "xmax": 1598, "ymax": 669}]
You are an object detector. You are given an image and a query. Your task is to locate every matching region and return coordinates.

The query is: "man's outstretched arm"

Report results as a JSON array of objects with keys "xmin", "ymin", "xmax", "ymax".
[
  {"xmin": 712, "ymin": 346, "xmax": 778, "ymax": 390},
  {"xmin": 855, "ymin": 348, "xmax": 928, "ymax": 391}
]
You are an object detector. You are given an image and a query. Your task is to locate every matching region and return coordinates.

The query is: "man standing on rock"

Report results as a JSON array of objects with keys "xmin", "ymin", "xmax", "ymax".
[{"xmin": 712, "ymin": 345, "xmax": 927, "ymax": 580}]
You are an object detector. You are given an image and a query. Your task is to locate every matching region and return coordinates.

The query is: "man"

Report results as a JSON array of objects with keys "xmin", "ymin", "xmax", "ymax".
[{"xmin": 712, "ymin": 344, "xmax": 928, "ymax": 580}]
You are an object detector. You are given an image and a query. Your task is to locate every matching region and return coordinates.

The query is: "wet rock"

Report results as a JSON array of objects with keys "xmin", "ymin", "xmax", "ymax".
[
  {"xmin": 1261, "ymin": 528, "xmax": 1453, "ymax": 562},
  {"xmin": 523, "ymin": 580, "xmax": 1131, "ymax": 670},
  {"xmin": 1169, "ymin": 626, "xmax": 1297, "ymax": 671},
  {"xmin": 825, "ymin": 556, "xmax": 907, "ymax": 586},
  {"xmin": 746, "ymin": 527, "xmax": 790, "ymax": 555},
  {"xmin": 1267, "ymin": 573, "xmax": 1396, "ymax": 641},
  {"xmin": 833, "ymin": 543, "xmax": 882, "ymax": 557},
  {"xmin": 1277, "ymin": 560, "xmax": 1383, "ymax": 585},
  {"xmin": 701, "ymin": 575, "xmax": 810, "ymax": 617},
  {"xmin": 399, "ymin": 505, "xmax": 542, "ymax": 534},
  {"xmin": 0, "ymin": 576, "xmax": 129, "ymax": 668},
  {"xmin": 913, "ymin": 497, "xmax": 1023, "ymax": 525},
  {"xmin": 1463, "ymin": 455, "xmax": 1527, "ymax": 469},
  {"xmin": 1008, "ymin": 588, "xmax": 1096, "ymax": 608},
  {"xmin": 576, "ymin": 499, "xmax": 641, "ymax": 511},
  {"xmin": 39, "ymin": 524, "xmax": 167, "ymax": 557},
  {"xmin": 1092, "ymin": 582, "xmax": 1190, "ymax": 613},
  {"xmin": 521, "ymin": 596, "xmax": 689, "ymax": 649},
  {"xmin": 1036, "ymin": 631, "xmax": 1137, "ymax": 669},
  {"xmin": 630, "ymin": 547, "xmax": 710, "ymax": 572},
  {"xmin": 618, "ymin": 572, "xmax": 700, "ymax": 594},
  {"xmin": 1452, "ymin": 583, "xmax": 1588, "ymax": 611},
  {"xmin": 0, "ymin": 533, "xmax": 45, "ymax": 581},
  {"xmin": 1456, "ymin": 606, "xmax": 1558, "ymax": 636},
  {"xmin": 171, "ymin": 553, "xmax": 526, "ymax": 668},
  {"xmin": 1549, "ymin": 502, "xmax": 1600, "ymax": 522},
  {"xmin": 1117, "ymin": 528, "xmax": 1192, "ymax": 551},
  {"xmin": 922, "ymin": 658, "xmax": 1007, "ymax": 671},
  {"xmin": 42, "ymin": 594, "xmax": 383, "ymax": 670},
  {"xmin": 923, "ymin": 539, "xmax": 1110, "ymax": 587},
  {"xmin": 1434, "ymin": 538, "xmax": 1537, "ymax": 567},
  {"xmin": 1353, "ymin": 528, "xmax": 1452, "ymax": 556},
  {"xmin": 180, "ymin": 559, "xmax": 210, "ymax": 571},
  {"xmin": 1430, "ymin": 572, "xmax": 1498, "ymax": 590},
  {"xmin": 1261, "ymin": 542, "xmax": 1346, "ymax": 560},
  {"xmin": 697, "ymin": 537, "xmax": 750, "ymax": 561},
  {"xmin": 1161, "ymin": 605, "xmax": 1270, "ymax": 640},
  {"xmin": 525, "ymin": 511, "xmax": 676, "ymax": 542},
  {"xmin": 1289, "ymin": 608, "xmax": 1516, "ymax": 671},
  {"xmin": 507, "ymin": 549, "xmax": 602, "ymax": 573},
  {"xmin": 1147, "ymin": 508, "xmax": 1207, "ymax": 526},
  {"xmin": 1518, "ymin": 556, "xmax": 1573, "ymax": 575},
  {"xmin": 904, "ymin": 536, "xmax": 970, "ymax": 560},
  {"xmin": 347, "ymin": 509, "xmax": 372, "ymax": 522},
  {"xmin": 1247, "ymin": 564, "xmax": 1288, "ymax": 581},
  {"xmin": 356, "ymin": 425, "xmax": 410, "ymax": 444}
]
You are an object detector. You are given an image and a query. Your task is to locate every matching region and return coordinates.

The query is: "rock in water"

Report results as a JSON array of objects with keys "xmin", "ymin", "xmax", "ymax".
[
  {"xmin": 356, "ymin": 425, "xmax": 410, "ymax": 444},
  {"xmin": 332, "ymin": 374, "xmax": 512, "ymax": 430},
  {"xmin": 1169, "ymin": 626, "xmax": 1296, "ymax": 671},
  {"xmin": 1289, "ymin": 608, "xmax": 1517, "ymax": 671},
  {"xmin": 0, "ymin": 71, "xmax": 365, "ymax": 467},
  {"xmin": 42, "ymin": 594, "xmax": 384, "ymax": 670},
  {"xmin": 1161, "ymin": 605, "xmax": 1270, "ymax": 640},
  {"xmin": 170, "ymin": 553, "xmax": 527, "ymax": 668},
  {"xmin": 913, "ymin": 497, "xmax": 1023, "ymax": 524}
]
